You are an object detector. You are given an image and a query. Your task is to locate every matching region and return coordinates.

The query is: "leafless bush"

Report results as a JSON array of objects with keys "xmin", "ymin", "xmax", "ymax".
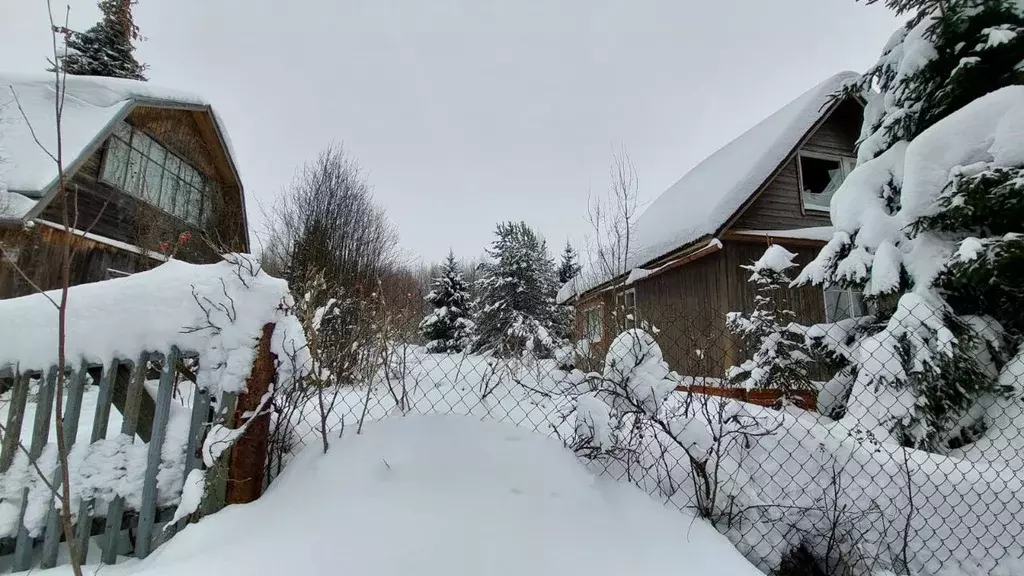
[
  {"xmin": 260, "ymin": 144, "xmax": 398, "ymax": 298},
  {"xmin": 587, "ymin": 147, "xmax": 640, "ymax": 284}
]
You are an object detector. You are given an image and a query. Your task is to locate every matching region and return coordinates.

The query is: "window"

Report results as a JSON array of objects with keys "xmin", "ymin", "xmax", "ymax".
[
  {"xmin": 824, "ymin": 287, "xmax": 866, "ymax": 322},
  {"xmin": 616, "ymin": 289, "xmax": 637, "ymax": 328},
  {"xmin": 586, "ymin": 308, "xmax": 604, "ymax": 343},
  {"xmin": 101, "ymin": 122, "xmax": 216, "ymax": 226},
  {"xmin": 799, "ymin": 153, "xmax": 857, "ymax": 212}
]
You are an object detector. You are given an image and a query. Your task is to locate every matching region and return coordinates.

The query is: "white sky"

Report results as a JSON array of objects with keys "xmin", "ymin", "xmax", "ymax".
[{"xmin": 0, "ymin": 0, "xmax": 901, "ymax": 264}]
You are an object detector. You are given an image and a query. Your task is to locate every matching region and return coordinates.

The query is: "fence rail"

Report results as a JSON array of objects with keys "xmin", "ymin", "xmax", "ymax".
[{"xmin": 0, "ymin": 337, "xmax": 271, "ymax": 571}]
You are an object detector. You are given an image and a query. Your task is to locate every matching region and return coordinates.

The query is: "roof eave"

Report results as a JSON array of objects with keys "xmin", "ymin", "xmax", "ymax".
[
  {"xmin": 19, "ymin": 103, "xmax": 133, "ymax": 223},
  {"xmin": 571, "ymin": 233, "xmax": 718, "ymax": 301}
]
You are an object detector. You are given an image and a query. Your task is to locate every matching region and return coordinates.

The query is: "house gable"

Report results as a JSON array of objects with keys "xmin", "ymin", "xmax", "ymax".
[
  {"xmin": 27, "ymin": 102, "xmax": 247, "ymax": 256},
  {"xmin": 726, "ymin": 98, "xmax": 862, "ymax": 233}
]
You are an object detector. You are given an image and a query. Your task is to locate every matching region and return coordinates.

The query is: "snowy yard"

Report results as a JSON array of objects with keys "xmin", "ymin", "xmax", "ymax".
[
  {"xmin": 273, "ymin": 345, "xmax": 1024, "ymax": 576},
  {"xmin": 21, "ymin": 416, "xmax": 763, "ymax": 576}
]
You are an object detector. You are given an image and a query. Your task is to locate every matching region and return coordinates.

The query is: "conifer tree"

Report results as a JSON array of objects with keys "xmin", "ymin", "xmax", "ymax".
[
  {"xmin": 726, "ymin": 246, "xmax": 812, "ymax": 403},
  {"xmin": 797, "ymin": 0, "xmax": 1024, "ymax": 450},
  {"xmin": 557, "ymin": 242, "xmax": 581, "ymax": 284},
  {"xmin": 55, "ymin": 0, "xmax": 148, "ymax": 80},
  {"xmin": 420, "ymin": 250, "xmax": 473, "ymax": 353},
  {"xmin": 473, "ymin": 222, "xmax": 559, "ymax": 356},
  {"xmin": 552, "ymin": 242, "xmax": 582, "ymax": 341}
]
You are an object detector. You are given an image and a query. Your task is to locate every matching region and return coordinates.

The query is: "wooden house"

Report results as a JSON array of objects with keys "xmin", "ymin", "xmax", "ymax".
[
  {"xmin": 560, "ymin": 72, "xmax": 868, "ymax": 377},
  {"xmin": 0, "ymin": 73, "xmax": 248, "ymax": 298}
]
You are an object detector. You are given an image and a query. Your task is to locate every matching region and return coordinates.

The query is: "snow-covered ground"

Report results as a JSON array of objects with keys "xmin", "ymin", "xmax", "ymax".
[
  {"xmin": 21, "ymin": 415, "xmax": 763, "ymax": 576},
  {"xmin": 277, "ymin": 347, "xmax": 1024, "ymax": 576}
]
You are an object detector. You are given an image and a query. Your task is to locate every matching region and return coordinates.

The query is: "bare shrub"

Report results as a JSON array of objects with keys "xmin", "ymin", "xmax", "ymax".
[{"xmin": 261, "ymin": 144, "xmax": 399, "ymax": 298}]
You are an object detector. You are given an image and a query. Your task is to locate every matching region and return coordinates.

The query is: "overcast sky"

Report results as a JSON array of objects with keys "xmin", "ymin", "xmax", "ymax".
[{"xmin": 1, "ymin": 0, "xmax": 901, "ymax": 265}]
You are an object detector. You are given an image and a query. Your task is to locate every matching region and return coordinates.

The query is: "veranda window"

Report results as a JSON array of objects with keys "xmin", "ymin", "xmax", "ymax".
[{"xmin": 101, "ymin": 122, "xmax": 215, "ymax": 227}]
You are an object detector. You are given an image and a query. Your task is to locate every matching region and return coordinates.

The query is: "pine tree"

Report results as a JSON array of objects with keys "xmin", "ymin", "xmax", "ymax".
[
  {"xmin": 557, "ymin": 242, "xmax": 581, "ymax": 284},
  {"xmin": 55, "ymin": 0, "xmax": 148, "ymax": 80},
  {"xmin": 473, "ymin": 222, "xmax": 559, "ymax": 357},
  {"xmin": 726, "ymin": 246, "xmax": 813, "ymax": 403},
  {"xmin": 420, "ymin": 250, "xmax": 474, "ymax": 353},
  {"xmin": 551, "ymin": 242, "xmax": 582, "ymax": 341},
  {"xmin": 796, "ymin": 0, "xmax": 1024, "ymax": 450}
]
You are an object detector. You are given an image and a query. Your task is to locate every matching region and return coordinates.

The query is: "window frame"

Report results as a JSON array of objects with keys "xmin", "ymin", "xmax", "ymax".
[
  {"xmin": 616, "ymin": 288, "xmax": 637, "ymax": 328},
  {"xmin": 797, "ymin": 150, "xmax": 857, "ymax": 214},
  {"xmin": 823, "ymin": 286, "xmax": 866, "ymax": 323},
  {"xmin": 585, "ymin": 306, "xmax": 604, "ymax": 343},
  {"xmin": 99, "ymin": 122, "xmax": 216, "ymax": 228}
]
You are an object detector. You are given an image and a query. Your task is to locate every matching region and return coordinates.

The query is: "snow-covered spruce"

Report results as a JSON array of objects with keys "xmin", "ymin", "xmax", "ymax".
[
  {"xmin": 55, "ymin": 0, "xmax": 148, "ymax": 80},
  {"xmin": 420, "ymin": 250, "xmax": 474, "ymax": 353},
  {"xmin": 795, "ymin": 3, "xmax": 1024, "ymax": 451},
  {"xmin": 726, "ymin": 245, "xmax": 813, "ymax": 401},
  {"xmin": 472, "ymin": 222, "xmax": 562, "ymax": 357}
]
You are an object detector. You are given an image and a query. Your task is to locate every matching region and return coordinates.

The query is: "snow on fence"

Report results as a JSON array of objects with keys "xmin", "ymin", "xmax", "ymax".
[{"xmin": 0, "ymin": 256, "xmax": 306, "ymax": 571}]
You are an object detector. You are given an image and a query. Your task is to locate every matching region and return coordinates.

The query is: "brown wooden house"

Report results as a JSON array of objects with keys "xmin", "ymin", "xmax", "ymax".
[
  {"xmin": 560, "ymin": 72, "xmax": 868, "ymax": 378},
  {"xmin": 0, "ymin": 73, "xmax": 248, "ymax": 299}
]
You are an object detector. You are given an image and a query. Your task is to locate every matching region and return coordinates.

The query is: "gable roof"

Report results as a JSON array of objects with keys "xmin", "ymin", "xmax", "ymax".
[
  {"xmin": 0, "ymin": 72, "xmax": 242, "ymax": 223},
  {"xmin": 558, "ymin": 71, "xmax": 858, "ymax": 304},
  {"xmin": 629, "ymin": 71, "xmax": 857, "ymax": 270}
]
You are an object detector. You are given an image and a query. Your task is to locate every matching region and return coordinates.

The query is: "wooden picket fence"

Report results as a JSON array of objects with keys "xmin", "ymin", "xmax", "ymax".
[{"xmin": 0, "ymin": 328, "xmax": 276, "ymax": 571}]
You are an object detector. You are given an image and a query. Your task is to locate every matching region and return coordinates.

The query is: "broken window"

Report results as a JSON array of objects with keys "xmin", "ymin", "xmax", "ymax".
[{"xmin": 799, "ymin": 153, "xmax": 856, "ymax": 212}]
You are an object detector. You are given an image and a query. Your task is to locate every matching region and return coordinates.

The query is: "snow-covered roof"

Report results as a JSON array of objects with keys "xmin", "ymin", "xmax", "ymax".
[
  {"xmin": 0, "ymin": 72, "xmax": 238, "ymax": 217},
  {"xmin": 561, "ymin": 72, "xmax": 858, "ymax": 301},
  {"xmin": 627, "ymin": 71, "xmax": 857, "ymax": 271}
]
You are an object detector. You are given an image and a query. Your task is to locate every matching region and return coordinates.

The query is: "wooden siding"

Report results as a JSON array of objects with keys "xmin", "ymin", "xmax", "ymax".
[
  {"xmin": 573, "ymin": 291, "xmax": 616, "ymax": 370},
  {"xmin": 616, "ymin": 240, "xmax": 826, "ymax": 378},
  {"xmin": 730, "ymin": 98, "xmax": 862, "ymax": 232},
  {"xmin": 634, "ymin": 250, "xmax": 731, "ymax": 377},
  {"xmin": 720, "ymin": 241, "xmax": 826, "ymax": 327},
  {"xmin": 0, "ymin": 227, "xmax": 156, "ymax": 299},
  {"xmin": 800, "ymin": 99, "xmax": 862, "ymax": 158}
]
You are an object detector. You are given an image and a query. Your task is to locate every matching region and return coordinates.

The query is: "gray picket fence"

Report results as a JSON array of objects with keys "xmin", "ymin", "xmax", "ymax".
[{"xmin": 0, "ymin": 347, "xmax": 244, "ymax": 571}]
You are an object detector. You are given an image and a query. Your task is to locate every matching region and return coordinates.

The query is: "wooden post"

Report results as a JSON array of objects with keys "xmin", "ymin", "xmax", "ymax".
[{"xmin": 225, "ymin": 324, "xmax": 276, "ymax": 505}]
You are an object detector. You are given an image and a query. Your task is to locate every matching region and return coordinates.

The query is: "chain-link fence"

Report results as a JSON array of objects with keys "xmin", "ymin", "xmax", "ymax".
[{"xmin": 267, "ymin": 300, "xmax": 1024, "ymax": 576}]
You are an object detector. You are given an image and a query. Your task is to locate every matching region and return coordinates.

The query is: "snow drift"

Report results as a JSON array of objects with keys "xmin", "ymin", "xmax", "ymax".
[{"xmin": 60, "ymin": 416, "xmax": 762, "ymax": 576}]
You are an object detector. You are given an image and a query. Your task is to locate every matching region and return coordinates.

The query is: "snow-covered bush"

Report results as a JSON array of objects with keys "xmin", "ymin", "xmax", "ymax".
[
  {"xmin": 420, "ymin": 250, "xmax": 474, "ymax": 353},
  {"xmin": 795, "ymin": 2, "xmax": 1024, "ymax": 451},
  {"xmin": 565, "ymin": 330, "xmax": 777, "ymax": 543},
  {"xmin": 726, "ymin": 245, "xmax": 814, "ymax": 402}
]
